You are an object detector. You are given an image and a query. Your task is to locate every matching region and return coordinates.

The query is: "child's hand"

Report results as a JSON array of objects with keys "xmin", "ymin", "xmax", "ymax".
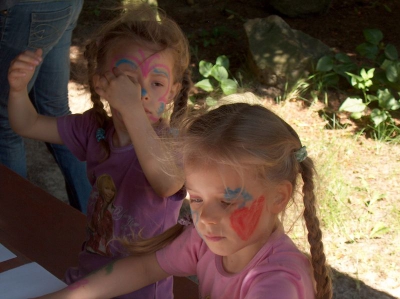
[
  {"xmin": 8, "ymin": 49, "xmax": 42, "ymax": 92},
  {"xmin": 94, "ymin": 67, "xmax": 142, "ymax": 115}
]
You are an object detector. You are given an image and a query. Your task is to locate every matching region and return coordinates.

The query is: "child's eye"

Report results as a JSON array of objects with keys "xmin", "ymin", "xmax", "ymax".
[
  {"xmin": 221, "ymin": 200, "xmax": 235, "ymax": 207},
  {"xmin": 153, "ymin": 82, "xmax": 164, "ymax": 87},
  {"xmin": 189, "ymin": 198, "xmax": 202, "ymax": 204}
]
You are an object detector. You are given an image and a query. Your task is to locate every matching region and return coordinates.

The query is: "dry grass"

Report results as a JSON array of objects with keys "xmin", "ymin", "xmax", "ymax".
[{"xmin": 268, "ymin": 99, "xmax": 400, "ymax": 298}]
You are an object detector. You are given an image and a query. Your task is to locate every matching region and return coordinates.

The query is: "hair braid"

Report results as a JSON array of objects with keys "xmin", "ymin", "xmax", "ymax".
[
  {"xmin": 84, "ymin": 41, "xmax": 111, "ymax": 161},
  {"xmin": 301, "ymin": 159, "xmax": 333, "ymax": 299},
  {"xmin": 170, "ymin": 68, "xmax": 192, "ymax": 128}
]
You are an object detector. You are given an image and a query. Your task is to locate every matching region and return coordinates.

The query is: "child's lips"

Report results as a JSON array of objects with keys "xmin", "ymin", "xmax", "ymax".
[{"xmin": 204, "ymin": 234, "xmax": 225, "ymax": 242}]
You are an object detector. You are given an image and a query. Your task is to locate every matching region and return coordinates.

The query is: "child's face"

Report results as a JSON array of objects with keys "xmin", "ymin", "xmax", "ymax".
[
  {"xmin": 104, "ymin": 40, "xmax": 179, "ymax": 125},
  {"xmin": 185, "ymin": 163, "xmax": 284, "ymax": 268}
]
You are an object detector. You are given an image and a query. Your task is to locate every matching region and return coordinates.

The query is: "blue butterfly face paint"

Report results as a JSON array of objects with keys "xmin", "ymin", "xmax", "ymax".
[
  {"xmin": 224, "ymin": 187, "xmax": 253, "ymax": 208},
  {"xmin": 157, "ymin": 102, "xmax": 165, "ymax": 115},
  {"xmin": 115, "ymin": 58, "xmax": 138, "ymax": 69}
]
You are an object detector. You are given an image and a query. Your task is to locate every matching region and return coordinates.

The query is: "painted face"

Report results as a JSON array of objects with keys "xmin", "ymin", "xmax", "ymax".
[
  {"xmin": 185, "ymin": 163, "xmax": 280, "ymax": 266},
  {"xmin": 106, "ymin": 41, "xmax": 178, "ymax": 124}
]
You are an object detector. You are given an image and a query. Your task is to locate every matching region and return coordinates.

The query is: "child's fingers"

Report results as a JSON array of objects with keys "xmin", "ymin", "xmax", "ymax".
[
  {"xmin": 35, "ymin": 48, "xmax": 43, "ymax": 58},
  {"xmin": 14, "ymin": 50, "xmax": 42, "ymax": 65},
  {"xmin": 9, "ymin": 52, "xmax": 42, "ymax": 75},
  {"xmin": 8, "ymin": 50, "xmax": 43, "ymax": 91},
  {"xmin": 9, "ymin": 60, "xmax": 37, "ymax": 73},
  {"xmin": 102, "ymin": 71, "xmax": 116, "ymax": 83},
  {"xmin": 112, "ymin": 67, "xmax": 124, "ymax": 77}
]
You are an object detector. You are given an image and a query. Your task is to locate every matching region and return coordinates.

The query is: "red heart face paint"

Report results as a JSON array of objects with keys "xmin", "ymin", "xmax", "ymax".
[{"xmin": 230, "ymin": 196, "xmax": 265, "ymax": 241}]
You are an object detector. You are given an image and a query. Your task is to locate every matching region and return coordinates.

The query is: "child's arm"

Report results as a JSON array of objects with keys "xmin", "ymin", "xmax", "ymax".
[
  {"xmin": 7, "ymin": 49, "xmax": 62, "ymax": 144},
  {"xmin": 94, "ymin": 68, "xmax": 184, "ymax": 197},
  {"xmin": 35, "ymin": 253, "xmax": 168, "ymax": 299}
]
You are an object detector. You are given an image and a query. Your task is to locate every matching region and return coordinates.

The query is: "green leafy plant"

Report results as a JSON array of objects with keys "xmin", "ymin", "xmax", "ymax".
[
  {"xmin": 194, "ymin": 55, "xmax": 238, "ymax": 105},
  {"xmin": 315, "ymin": 29, "xmax": 400, "ymax": 141},
  {"xmin": 198, "ymin": 26, "xmax": 228, "ymax": 47}
]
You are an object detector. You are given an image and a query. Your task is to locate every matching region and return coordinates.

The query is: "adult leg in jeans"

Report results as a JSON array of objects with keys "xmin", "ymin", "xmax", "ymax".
[{"xmin": 0, "ymin": 1, "xmax": 91, "ymax": 213}]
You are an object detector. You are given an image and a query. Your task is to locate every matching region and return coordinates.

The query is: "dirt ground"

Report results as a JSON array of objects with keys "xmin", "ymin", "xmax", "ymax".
[{"xmin": 26, "ymin": 0, "xmax": 400, "ymax": 298}]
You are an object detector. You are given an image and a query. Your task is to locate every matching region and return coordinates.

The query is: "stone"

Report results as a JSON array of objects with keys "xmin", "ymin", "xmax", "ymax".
[{"xmin": 244, "ymin": 15, "xmax": 332, "ymax": 90}]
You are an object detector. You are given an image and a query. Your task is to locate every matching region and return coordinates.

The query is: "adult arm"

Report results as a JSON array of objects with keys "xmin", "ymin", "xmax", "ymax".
[
  {"xmin": 36, "ymin": 253, "xmax": 169, "ymax": 299},
  {"xmin": 7, "ymin": 49, "xmax": 62, "ymax": 144}
]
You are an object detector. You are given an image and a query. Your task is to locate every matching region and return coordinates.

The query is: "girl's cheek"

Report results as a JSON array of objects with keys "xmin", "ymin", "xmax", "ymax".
[
  {"xmin": 190, "ymin": 207, "xmax": 200, "ymax": 225},
  {"xmin": 229, "ymin": 196, "xmax": 265, "ymax": 241},
  {"xmin": 190, "ymin": 210, "xmax": 204, "ymax": 239},
  {"xmin": 157, "ymin": 102, "xmax": 165, "ymax": 116}
]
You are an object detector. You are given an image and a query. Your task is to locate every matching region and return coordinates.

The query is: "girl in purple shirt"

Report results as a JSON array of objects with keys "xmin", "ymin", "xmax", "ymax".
[
  {"xmin": 34, "ymin": 94, "xmax": 333, "ymax": 299},
  {"xmin": 8, "ymin": 3, "xmax": 191, "ymax": 298}
]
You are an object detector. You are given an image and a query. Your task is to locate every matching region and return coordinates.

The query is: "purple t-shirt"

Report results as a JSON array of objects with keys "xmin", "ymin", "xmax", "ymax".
[
  {"xmin": 157, "ymin": 224, "xmax": 315, "ymax": 299},
  {"xmin": 58, "ymin": 110, "xmax": 184, "ymax": 299}
]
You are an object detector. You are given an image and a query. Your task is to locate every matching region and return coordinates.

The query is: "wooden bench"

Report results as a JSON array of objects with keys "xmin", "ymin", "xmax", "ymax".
[{"xmin": 0, "ymin": 164, "xmax": 198, "ymax": 298}]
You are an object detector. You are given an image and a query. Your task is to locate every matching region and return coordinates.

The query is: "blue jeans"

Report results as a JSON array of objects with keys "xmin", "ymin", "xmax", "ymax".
[{"xmin": 0, "ymin": 0, "xmax": 91, "ymax": 214}]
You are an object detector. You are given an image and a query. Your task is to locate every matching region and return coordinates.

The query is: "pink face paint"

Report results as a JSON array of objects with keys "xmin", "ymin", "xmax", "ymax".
[
  {"xmin": 67, "ymin": 279, "xmax": 89, "ymax": 290},
  {"xmin": 137, "ymin": 50, "xmax": 159, "ymax": 77},
  {"xmin": 229, "ymin": 196, "xmax": 265, "ymax": 241},
  {"xmin": 110, "ymin": 50, "xmax": 174, "ymax": 123}
]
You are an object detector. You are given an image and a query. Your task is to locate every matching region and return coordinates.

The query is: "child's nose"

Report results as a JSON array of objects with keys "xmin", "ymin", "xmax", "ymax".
[
  {"xmin": 141, "ymin": 88, "xmax": 149, "ymax": 100},
  {"xmin": 200, "ymin": 203, "xmax": 219, "ymax": 225}
]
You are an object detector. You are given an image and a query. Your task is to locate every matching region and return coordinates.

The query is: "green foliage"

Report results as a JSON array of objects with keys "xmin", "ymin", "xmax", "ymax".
[
  {"xmin": 315, "ymin": 29, "xmax": 400, "ymax": 142},
  {"xmin": 188, "ymin": 26, "xmax": 231, "ymax": 48},
  {"xmin": 194, "ymin": 55, "xmax": 238, "ymax": 107}
]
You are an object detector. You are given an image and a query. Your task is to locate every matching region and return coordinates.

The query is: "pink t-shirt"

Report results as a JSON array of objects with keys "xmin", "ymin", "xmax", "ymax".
[
  {"xmin": 58, "ymin": 110, "xmax": 184, "ymax": 299},
  {"xmin": 157, "ymin": 224, "xmax": 315, "ymax": 299}
]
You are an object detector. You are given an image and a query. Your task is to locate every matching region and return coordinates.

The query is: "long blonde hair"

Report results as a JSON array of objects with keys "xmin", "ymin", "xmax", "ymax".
[{"xmin": 125, "ymin": 94, "xmax": 332, "ymax": 299}]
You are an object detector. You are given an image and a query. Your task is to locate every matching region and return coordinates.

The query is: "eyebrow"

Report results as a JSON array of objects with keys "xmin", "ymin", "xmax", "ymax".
[
  {"xmin": 186, "ymin": 189, "xmax": 228, "ymax": 199},
  {"xmin": 152, "ymin": 68, "xmax": 169, "ymax": 78},
  {"xmin": 114, "ymin": 58, "xmax": 138, "ymax": 68}
]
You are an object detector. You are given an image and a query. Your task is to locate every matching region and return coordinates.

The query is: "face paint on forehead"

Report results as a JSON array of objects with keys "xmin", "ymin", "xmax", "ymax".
[
  {"xmin": 109, "ymin": 50, "xmax": 168, "ymax": 77},
  {"xmin": 110, "ymin": 55, "xmax": 140, "ymax": 71},
  {"xmin": 153, "ymin": 67, "xmax": 169, "ymax": 79},
  {"xmin": 230, "ymin": 195, "xmax": 265, "ymax": 241},
  {"xmin": 114, "ymin": 58, "xmax": 138, "ymax": 69},
  {"xmin": 224, "ymin": 187, "xmax": 253, "ymax": 208},
  {"xmin": 136, "ymin": 49, "xmax": 172, "ymax": 80}
]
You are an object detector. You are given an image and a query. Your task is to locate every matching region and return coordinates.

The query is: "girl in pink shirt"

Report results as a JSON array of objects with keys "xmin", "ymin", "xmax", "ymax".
[{"xmin": 34, "ymin": 94, "xmax": 332, "ymax": 299}]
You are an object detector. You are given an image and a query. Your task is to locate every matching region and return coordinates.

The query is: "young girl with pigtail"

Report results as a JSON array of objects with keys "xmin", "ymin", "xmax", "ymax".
[
  {"xmin": 8, "ymin": 3, "xmax": 192, "ymax": 298},
  {"xmin": 34, "ymin": 93, "xmax": 333, "ymax": 299}
]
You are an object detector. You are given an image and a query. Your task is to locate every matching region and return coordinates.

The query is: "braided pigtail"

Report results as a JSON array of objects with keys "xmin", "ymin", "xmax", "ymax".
[
  {"xmin": 122, "ymin": 223, "xmax": 185, "ymax": 255},
  {"xmin": 300, "ymin": 158, "xmax": 332, "ymax": 299},
  {"xmin": 84, "ymin": 41, "xmax": 111, "ymax": 161},
  {"xmin": 170, "ymin": 69, "xmax": 193, "ymax": 128}
]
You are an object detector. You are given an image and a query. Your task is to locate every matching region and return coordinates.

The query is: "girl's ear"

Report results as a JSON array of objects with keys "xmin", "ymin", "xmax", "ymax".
[
  {"xmin": 270, "ymin": 181, "xmax": 292, "ymax": 214},
  {"xmin": 168, "ymin": 82, "xmax": 181, "ymax": 103}
]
